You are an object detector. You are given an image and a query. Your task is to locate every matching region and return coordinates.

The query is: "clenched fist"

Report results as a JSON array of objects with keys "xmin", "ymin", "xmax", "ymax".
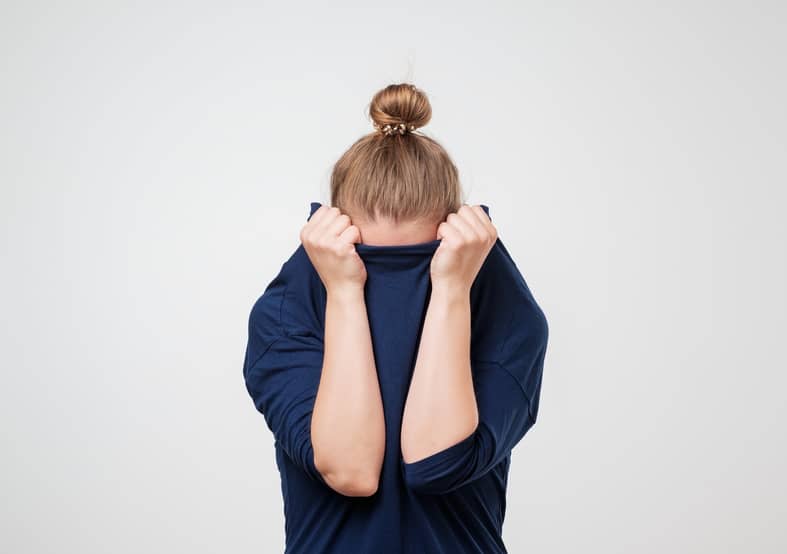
[
  {"xmin": 430, "ymin": 204, "xmax": 498, "ymax": 294},
  {"xmin": 300, "ymin": 205, "xmax": 366, "ymax": 294}
]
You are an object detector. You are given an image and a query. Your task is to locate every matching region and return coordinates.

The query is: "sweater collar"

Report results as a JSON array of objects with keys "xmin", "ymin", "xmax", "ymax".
[{"xmin": 306, "ymin": 201, "xmax": 490, "ymax": 261}]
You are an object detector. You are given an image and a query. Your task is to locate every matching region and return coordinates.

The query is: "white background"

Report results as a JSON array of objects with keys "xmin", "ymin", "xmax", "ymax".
[{"xmin": 2, "ymin": 1, "xmax": 785, "ymax": 552}]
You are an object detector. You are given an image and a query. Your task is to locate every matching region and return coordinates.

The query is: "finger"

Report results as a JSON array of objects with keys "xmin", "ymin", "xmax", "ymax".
[
  {"xmin": 339, "ymin": 224, "xmax": 362, "ymax": 245},
  {"xmin": 446, "ymin": 206, "xmax": 479, "ymax": 243},
  {"xmin": 309, "ymin": 204, "xmax": 332, "ymax": 227},
  {"xmin": 312, "ymin": 206, "xmax": 342, "ymax": 239},
  {"xmin": 303, "ymin": 205, "xmax": 332, "ymax": 242},
  {"xmin": 327, "ymin": 212, "xmax": 352, "ymax": 239},
  {"xmin": 468, "ymin": 205, "xmax": 496, "ymax": 239},
  {"xmin": 457, "ymin": 204, "xmax": 488, "ymax": 239},
  {"xmin": 436, "ymin": 219, "xmax": 462, "ymax": 245}
]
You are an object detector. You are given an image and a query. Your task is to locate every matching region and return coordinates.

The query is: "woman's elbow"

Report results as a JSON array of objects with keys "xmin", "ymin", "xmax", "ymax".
[
  {"xmin": 314, "ymin": 452, "xmax": 380, "ymax": 496},
  {"xmin": 321, "ymin": 468, "xmax": 379, "ymax": 497}
]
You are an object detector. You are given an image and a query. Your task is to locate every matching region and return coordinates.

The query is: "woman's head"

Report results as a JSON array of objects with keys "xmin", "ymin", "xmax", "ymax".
[{"xmin": 330, "ymin": 83, "xmax": 464, "ymax": 243}]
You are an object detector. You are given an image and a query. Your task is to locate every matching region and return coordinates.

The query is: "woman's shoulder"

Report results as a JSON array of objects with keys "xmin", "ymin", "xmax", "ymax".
[
  {"xmin": 249, "ymin": 244, "xmax": 325, "ymax": 341},
  {"xmin": 470, "ymin": 237, "xmax": 549, "ymax": 369}
]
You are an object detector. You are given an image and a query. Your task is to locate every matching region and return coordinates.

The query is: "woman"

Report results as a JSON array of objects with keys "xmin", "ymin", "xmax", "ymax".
[{"xmin": 243, "ymin": 83, "xmax": 548, "ymax": 553}]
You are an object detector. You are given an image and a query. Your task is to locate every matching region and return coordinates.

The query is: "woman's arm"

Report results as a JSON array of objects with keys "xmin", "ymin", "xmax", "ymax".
[
  {"xmin": 401, "ymin": 205, "xmax": 495, "ymax": 464},
  {"xmin": 313, "ymin": 283, "xmax": 385, "ymax": 496},
  {"xmin": 399, "ymin": 207, "xmax": 548, "ymax": 495},
  {"xmin": 303, "ymin": 205, "xmax": 385, "ymax": 496},
  {"xmin": 400, "ymin": 282, "xmax": 477, "ymax": 463}
]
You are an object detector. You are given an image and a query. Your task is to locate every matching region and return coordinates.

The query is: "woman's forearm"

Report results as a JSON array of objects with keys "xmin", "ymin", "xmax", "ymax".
[
  {"xmin": 400, "ymin": 283, "xmax": 478, "ymax": 463},
  {"xmin": 312, "ymin": 284, "xmax": 385, "ymax": 495}
]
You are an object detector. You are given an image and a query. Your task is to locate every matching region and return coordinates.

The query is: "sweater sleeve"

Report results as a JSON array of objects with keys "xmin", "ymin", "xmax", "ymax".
[
  {"xmin": 400, "ymin": 263, "xmax": 549, "ymax": 495},
  {"xmin": 242, "ymin": 268, "xmax": 328, "ymax": 485}
]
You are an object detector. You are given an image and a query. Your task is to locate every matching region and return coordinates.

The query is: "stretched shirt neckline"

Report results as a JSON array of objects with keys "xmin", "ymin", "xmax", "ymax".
[{"xmin": 307, "ymin": 201, "xmax": 490, "ymax": 257}]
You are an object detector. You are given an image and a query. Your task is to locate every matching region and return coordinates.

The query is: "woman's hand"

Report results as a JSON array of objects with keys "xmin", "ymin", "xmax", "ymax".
[
  {"xmin": 300, "ymin": 205, "xmax": 366, "ymax": 294},
  {"xmin": 430, "ymin": 204, "xmax": 497, "ymax": 295}
]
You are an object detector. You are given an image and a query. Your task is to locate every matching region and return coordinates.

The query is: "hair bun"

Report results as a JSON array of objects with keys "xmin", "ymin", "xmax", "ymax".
[{"xmin": 369, "ymin": 83, "xmax": 431, "ymax": 135}]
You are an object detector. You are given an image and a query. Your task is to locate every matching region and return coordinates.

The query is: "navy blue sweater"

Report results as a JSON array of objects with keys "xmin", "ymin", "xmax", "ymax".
[{"xmin": 243, "ymin": 201, "xmax": 549, "ymax": 553}]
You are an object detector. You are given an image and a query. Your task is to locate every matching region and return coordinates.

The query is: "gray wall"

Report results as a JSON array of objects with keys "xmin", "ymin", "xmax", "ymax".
[{"xmin": 1, "ymin": 1, "xmax": 785, "ymax": 552}]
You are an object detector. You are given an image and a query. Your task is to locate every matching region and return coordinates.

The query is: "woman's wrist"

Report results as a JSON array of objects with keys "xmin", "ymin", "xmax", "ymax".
[
  {"xmin": 430, "ymin": 280, "xmax": 471, "ymax": 304},
  {"xmin": 326, "ymin": 283, "xmax": 366, "ymax": 304}
]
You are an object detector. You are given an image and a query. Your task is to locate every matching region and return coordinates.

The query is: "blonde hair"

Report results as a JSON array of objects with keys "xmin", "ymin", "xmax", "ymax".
[{"xmin": 330, "ymin": 83, "xmax": 464, "ymax": 224}]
